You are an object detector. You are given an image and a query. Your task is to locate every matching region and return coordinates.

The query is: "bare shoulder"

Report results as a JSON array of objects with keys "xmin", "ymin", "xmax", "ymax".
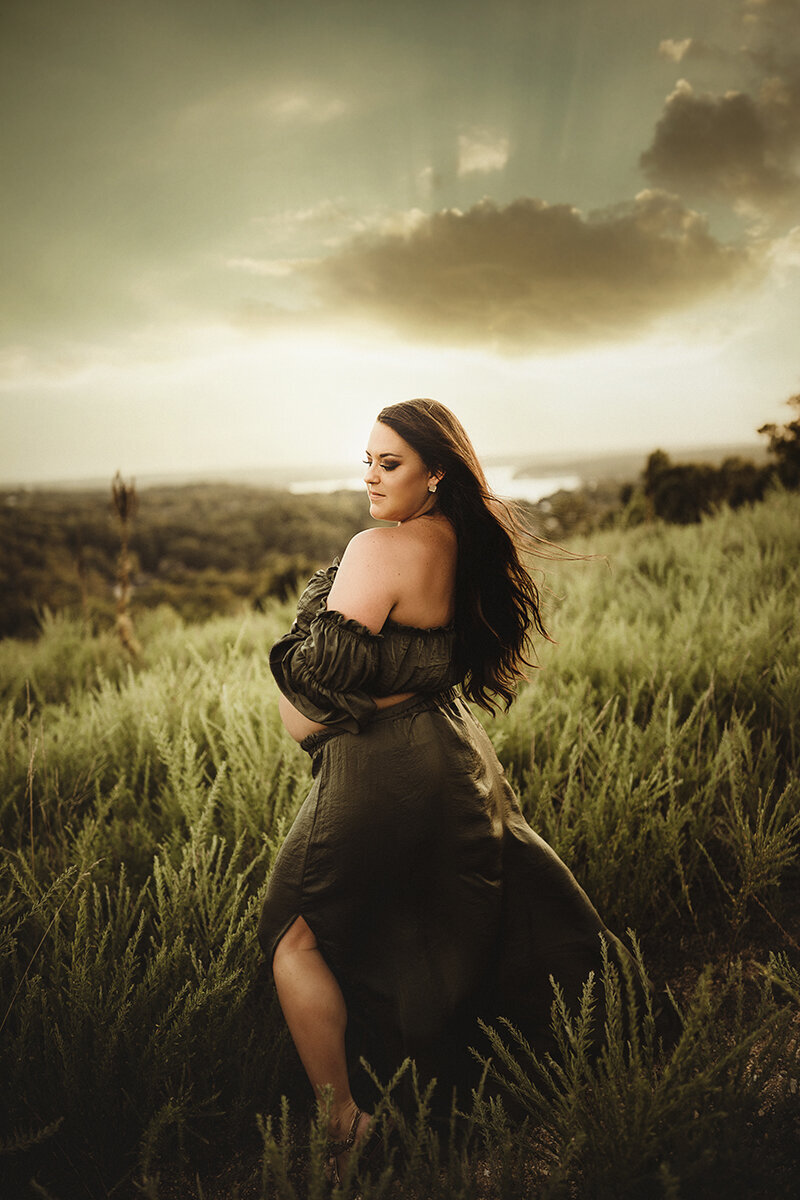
[
  {"xmin": 339, "ymin": 526, "xmax": 400, "ymax": 566},
  {"xmin": 385, "ymin": 516, "xmax": 458, "ymax": 627},
  {"xmin": 325, "ymin": 528, "xmax": 403, "ymax": 632},
  {"xmin": 328, "ymin": 517, "xmax": 456, "ymax": 631},
  {"xmin": 394, "ymin": 514, "xmax": 457, "ymax": 559}
]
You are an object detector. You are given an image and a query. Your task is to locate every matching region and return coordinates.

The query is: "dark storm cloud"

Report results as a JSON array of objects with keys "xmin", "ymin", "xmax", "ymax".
[
  {"xmin": 0, "ymin": 0, "xmax": 791, "ymax": 369},
  {"xmin": 298, "ymin": 191, "xmax": 755, "ymax": 352},
  {"xmin": 640, "ymin": 78, "xmax": 800, "ymax": 211},
  {"xmin": 644, "ymin": 1, "xmax": 800, "ymax": 215}
]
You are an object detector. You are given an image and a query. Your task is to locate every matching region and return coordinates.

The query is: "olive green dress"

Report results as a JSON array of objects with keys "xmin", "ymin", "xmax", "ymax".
[{"xmin": 258, "ymin": 562, "xmax": 627, "ymax": 1068}]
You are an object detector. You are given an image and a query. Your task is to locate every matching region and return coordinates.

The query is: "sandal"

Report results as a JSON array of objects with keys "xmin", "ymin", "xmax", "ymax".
[{"xmin": 326, "ymin": 1105, "xmax": 371, "ymax": 1186}]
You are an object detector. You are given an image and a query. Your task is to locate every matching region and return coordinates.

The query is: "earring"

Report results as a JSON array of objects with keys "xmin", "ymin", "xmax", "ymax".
[{"xmin": 428, "ymin": 482, "xmax": 437, "ymax": 493}]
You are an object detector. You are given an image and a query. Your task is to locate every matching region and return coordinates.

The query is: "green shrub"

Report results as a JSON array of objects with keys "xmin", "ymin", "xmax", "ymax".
[{"xmin": 1, "ymin": 491, "xmax": 798, "ymax": 1197}]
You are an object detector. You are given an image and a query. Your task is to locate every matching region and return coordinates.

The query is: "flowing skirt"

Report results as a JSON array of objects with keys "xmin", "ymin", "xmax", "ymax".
[{"xmin": 258, "ymin": 690, "xmax": 628, "ymax": 1080}]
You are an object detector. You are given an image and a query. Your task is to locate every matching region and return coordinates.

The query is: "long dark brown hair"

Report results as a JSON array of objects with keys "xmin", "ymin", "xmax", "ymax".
[{"xmin": 377, "ymin": 398, "xmax": 548, "ymax": 712}]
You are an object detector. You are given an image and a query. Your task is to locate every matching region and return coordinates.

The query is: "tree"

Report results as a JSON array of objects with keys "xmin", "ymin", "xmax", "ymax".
[
  {"xmin": 759, "ymin": 393, "xmax": 800, "ymax": 489},
  {"xmin": 642, "ymin": 451, "xmax": 723, "ymax": 524}
]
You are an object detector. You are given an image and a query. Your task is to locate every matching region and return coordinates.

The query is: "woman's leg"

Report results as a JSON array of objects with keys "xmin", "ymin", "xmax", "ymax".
[{"xmin": 272, "ymin": 916, "xmax": 368, "ymax": 1142}]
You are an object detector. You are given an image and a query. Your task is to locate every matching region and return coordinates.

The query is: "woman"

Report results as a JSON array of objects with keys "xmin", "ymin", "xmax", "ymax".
[{"xmin": 258, "ymin": 399, "xmax": 629, "ymax": 1179}]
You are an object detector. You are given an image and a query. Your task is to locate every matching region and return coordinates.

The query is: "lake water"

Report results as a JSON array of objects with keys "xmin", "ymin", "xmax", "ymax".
[{"xmin": 289, "ymin": 465, "xmax": 581, "ymax": 504}]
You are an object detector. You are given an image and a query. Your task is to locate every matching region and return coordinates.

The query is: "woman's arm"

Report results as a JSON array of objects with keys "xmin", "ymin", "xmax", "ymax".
[
  {"xmin": 275, "ymin": 531, "xmax": 413, "ymax": 743},
  {"xmin": 270, "ymin": 540, "xmax": 388, "ymax": 741},
  {"xmin": 327, "ymin": 530, "xmax": 418, "ymax": 709},
  {"xmin": 325, "ymin": 529, "xmax": 400, "ymax": 631}
]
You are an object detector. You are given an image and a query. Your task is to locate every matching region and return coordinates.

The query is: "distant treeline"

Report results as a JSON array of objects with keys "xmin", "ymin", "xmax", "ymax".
[
  {"xmin": 625, "ymin": 449, "xmax": 774, "ymax": 526},
  {"xmin": 0, "ymin": 484, "xmax": 373, "ymax": 639},
  {"xmin": 629, "ymin": 398, "xmax": 799, "ymax": 525},
  {"xmin": 539, "ymin": 395, "xmax": 800, "ymax": 535},
  {"xmin": 2, "ymin": 397, "xmax": 798, "ymax": 640}
]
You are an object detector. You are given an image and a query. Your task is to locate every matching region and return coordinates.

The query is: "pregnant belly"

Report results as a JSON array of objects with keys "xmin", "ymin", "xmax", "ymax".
[
  {"xmin": 278, "ymin": 694, "xmax": 327, "ymax": 743},
  {"xmin": 278, "ymin": 691, "xmax": 416, "ymax": 743}
]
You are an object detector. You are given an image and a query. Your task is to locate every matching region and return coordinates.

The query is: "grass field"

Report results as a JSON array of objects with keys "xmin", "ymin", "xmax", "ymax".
[{"xmin": 1, "ymin": 489, "xmax": 799, "ymax": 1198}]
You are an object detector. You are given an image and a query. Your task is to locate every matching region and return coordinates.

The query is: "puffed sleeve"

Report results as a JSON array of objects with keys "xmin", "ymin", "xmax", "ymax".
[
  {"xmin": 290, "ymin": 561, "xmax": 339, "ymax": 633},
  {"xmin": 270, "ymin": 609, "xmax": 380, "ymax": 732}
]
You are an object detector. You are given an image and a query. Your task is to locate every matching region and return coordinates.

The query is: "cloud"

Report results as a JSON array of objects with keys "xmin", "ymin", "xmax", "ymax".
[
  {"xmin": 743, "ymin": 0, "xmax": 800, "ymax": 35},
  {"xmin": 658, "ymin": 38, "xmax": 725, "ymax": 63},
  {"xmin": 249, "ymin": 200, "xmax": 429, "ymax": 255},
  {"xmin": 416, "ymin": 165, "xmax": 440, "ymax": 200},
  {"xmin": 659, "ymin": 38, "xmax": 693, "ymax": 63},
  {"xmin": 174, "ymin": 81, "xmax": 351, "ymax": 132},
  {"xmin": 646, "ymin": 3, "xmax": 800, "ymax": 218},
  {"xmin": 640, "ymin": 76, "xmax": 800, "ymax": 214},
  {"xmin": 766, "ymin": 223, "xmax": 800, "ymax": 271},
  {"xmin": 226, "ymin": 256, "xmax": 315, "ymax": 278},
  {"xmin": 457, "ymin": 128, "xmax": 510, "ymax": 176},
  {"xmin": 294, "ymin": 191, "xmax": 756, "ymax": 352},
  {"xmin": 267, "ymin": 89, "xmax": 349, "ymax": 124},
  {"xmin": 254, "ymin": 200, "xmax": 366, "ymax": 248}
]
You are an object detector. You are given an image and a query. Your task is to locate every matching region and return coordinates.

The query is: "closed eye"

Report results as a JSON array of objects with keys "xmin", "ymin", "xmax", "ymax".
[{"xmin": 363, "ymin": 458, "xmax": 399, "ymax": 470}]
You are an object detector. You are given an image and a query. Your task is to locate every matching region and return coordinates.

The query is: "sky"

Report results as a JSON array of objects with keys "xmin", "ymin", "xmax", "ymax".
[{"xmin": 1, "ymin": 0, "xmax": 799, "ymax": 484}]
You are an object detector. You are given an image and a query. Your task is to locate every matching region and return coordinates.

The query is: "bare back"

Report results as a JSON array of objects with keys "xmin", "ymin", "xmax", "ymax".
[
  {"xmin": 277, "ymin": 516, "xmax": 457, "ymax": 743},
  {"xmin": 326, "ymin": 515, "xmax": 457, "ymax": 634}
]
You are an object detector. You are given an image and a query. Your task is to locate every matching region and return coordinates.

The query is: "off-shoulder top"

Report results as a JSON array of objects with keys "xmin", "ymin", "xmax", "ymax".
[{"xmin": 269, "ymin": 561, "xmax": 459, "ymax": 734}]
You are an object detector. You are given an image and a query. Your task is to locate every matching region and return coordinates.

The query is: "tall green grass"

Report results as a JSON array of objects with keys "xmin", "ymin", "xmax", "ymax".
[{"xmin": 1, "ymin": 491, "xmax": 799, "ymax": 1197}]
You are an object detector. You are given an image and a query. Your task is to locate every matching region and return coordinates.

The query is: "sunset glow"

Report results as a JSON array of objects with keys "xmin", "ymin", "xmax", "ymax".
[{"xmin": 2, "ymin": 0, "xmax": 799, "ymax": 483}]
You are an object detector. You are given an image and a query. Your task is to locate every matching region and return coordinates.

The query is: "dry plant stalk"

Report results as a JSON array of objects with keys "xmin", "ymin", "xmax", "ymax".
[
  {"xmin": 75, "ymin": 540, "xmax": 91, "ymax": 631},
  {"xmin": 111, "ymin": 471, "xmax": 142, "ymax": 658}
]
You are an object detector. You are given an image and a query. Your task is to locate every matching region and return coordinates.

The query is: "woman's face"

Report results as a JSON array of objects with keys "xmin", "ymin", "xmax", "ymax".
[{"xmin": 363, "ymin": 421, "xmax": 441, "ymax": 523}]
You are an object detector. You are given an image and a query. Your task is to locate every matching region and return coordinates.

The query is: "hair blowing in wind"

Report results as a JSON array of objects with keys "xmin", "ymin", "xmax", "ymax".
[{"xmin": 377, "ymin": 398, "xmax": 548, "ymax": 711}]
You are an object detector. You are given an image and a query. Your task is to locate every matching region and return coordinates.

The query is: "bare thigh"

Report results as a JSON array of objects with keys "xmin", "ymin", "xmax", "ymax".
[{"xmin": 273, "ymin": 914, "xmax": 318, "ymax": 967}]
